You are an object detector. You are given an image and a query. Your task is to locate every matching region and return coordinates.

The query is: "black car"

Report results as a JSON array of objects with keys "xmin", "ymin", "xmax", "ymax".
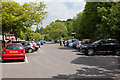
[{"xmin": 80, "ymin": 39, "xmax": 120, "ymax": 56}]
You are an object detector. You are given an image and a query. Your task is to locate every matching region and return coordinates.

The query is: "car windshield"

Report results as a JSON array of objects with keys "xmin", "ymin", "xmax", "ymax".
[
  {"xmin": 103, "ymin": 40, "xmax": 117, "ymax": 43},
  {"xmin": 5, "ymin": 45, "xmax": 22, "ymax": 49},
  {"xmin": 92, "ymin": 40, "xmax": 101, "ymax": 44}
]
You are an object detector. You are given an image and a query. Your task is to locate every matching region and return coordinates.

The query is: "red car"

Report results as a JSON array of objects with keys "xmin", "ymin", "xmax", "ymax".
[
  {"xmin": 2, "ymin": 43, "xmax": 25, "ymax": 61},
  {"xmin": 82, "ymin": 39, "xmax": 96, "ymax": 44}
]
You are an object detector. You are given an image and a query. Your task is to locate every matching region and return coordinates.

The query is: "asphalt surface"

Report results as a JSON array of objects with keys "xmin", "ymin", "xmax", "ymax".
[{"xmin": 1, "ymin": 43, "xmax": 120, "ymax": 79}]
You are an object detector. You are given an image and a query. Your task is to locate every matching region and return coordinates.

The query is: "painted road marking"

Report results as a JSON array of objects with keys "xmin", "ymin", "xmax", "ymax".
[
  {"xmin": 39, "ymin": 48, "xmax": 44, "ymax": 54},
  {"xmin": 25, "ymin": 54, "xmax": 28, "ymax": 63}
]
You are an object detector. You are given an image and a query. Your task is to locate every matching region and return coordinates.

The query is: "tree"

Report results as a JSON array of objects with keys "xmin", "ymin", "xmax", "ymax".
[
  {"xmin": 81, "ymin": 2, "xmax": 100, "ymax": 39},
  {"xmin": 24, "ymin": 28, "xmax": 34, "ymax": 41},
  {"xmin": 19, "ymin": 31, "xmax": 26, "ymax": 40},
  {"xmin": 64, "ymin": 19, "xmax": 74, "ymax": 36},
  {"xmin": 72, "ymin": 12, "xmax": 83, "ymax": 39},
  {"xmin": 39, "ymin": 27, "xmax": 45, "ymax": 35},
  {"xmin": 33, "ymin": 33, "xmax": 42, "ymax": 40},
  {"xmin": 2, "ymin": 1, "xmax": 47, "ymax": 38},
  {"xmin": 35, "ymin": 26, "xmax": 40, "ymax": 33},
  {"xmin": 55, "ymin": 19, "xmax": 74, "ymax": 37},
  {"xmin": 97, "ymin": 2, "xmax": 119, "ymax": 40},
  {"xmin": 49, "ymin": 22, "xmax": 68, "ymax": 40}
]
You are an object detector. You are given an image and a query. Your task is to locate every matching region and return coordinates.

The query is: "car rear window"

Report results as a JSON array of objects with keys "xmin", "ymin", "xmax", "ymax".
[{"xmin": 5, "ymin": 45, "xmax": 22, "ymax": 49}]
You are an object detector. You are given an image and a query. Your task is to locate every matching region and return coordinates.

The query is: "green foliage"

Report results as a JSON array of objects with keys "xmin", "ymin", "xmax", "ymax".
[
  {"xmin": 44, "ymin": 34, "xmax": 52, "ymax": 41},
  {"xmin": 63, "ymin": 36, "xmax": 73, "ymax": 40},
  {"xmin": 55, "ymin": 19, "xmax": 74, "ymax": 36},
  {"xmin": 46, "ymin": 22, "xmax": 68, "ymax": 40},
  {"xmin": 39, "ymin": 27, "xmax": 45, "ymax": 35},
  {"xmin": 19, "ymin": 31, "xmax": 26, "ymax": 40},
  {"xmin": 35, "ymin": 26, "xmax": 40, "ymax": 33},
  {"xmin": 73, "ymin": 2, "xmax": 120, "ymax": 41},
  {"xmin": 97, "ymin": 2, "xmax": 120, "ymax": 40},
  {"xmin": 33, "ymin": 32, "xmax": 42, "ymax": 40},
  {"xmin": 73, "ymin": 12, "xmax": 83, "ymax": 39},
  {"xmin": 2, "ymin": 1, "xmax": 47, "ymax": 39},
  {"xmin": 64, "ymin": 19, "xmax": 74, "ymax": 36},
  {"xmin": 25, "ymin": 28, "xmax": 34, "ymax": 41}
]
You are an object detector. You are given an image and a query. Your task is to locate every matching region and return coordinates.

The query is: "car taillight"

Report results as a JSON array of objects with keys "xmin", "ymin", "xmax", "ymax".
[
  {"xmin": 21, "ymin": 50, "xmax": 25, "ymax": 53},
  {"xmin": 3, "ymin": 50, "xmax": 6, "ymax": 53}
]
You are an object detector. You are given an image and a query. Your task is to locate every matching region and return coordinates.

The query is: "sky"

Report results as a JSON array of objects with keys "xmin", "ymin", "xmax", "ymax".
[{"xmin": 14, "ymin": 0, "xmax": 86, "ymax": 31}]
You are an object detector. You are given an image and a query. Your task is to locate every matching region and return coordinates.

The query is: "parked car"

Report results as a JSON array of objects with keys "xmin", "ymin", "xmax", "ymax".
[
  {"xmin": 11, "ymin": 41, "xmax": 36, "ymax": 53},
  {"xmin": 73, "ymin": 40, "xmax": 80, "ymax": 48},
  {"xmin": 76, "ymin": 41, "xmax": 82, "ymax": 51},
  {"xmin": 69, "ymin": 42, "xmax": 73, "ymax": 47},
  {"xmin": 22, "ymin": 42, "xmax": 36, "ymax": 53},
  {"xmin": 81, "ymin": 39, "xmax": 96, "ymax": 44},
  {"xmin": 79, "ymin": 39, "xmax": 96, "ymax": 51},
  {"xmin": 80, "ymin": 39, "xmax": 120, "ymax": 56},
  {"xmin": 30, "ymin": 41, "xmax": 39, "ymax": 51},
  {"xmin": 2, "ymin": 43, "xmax": 25, "ymax": 61},
  {"xmin": 40, "ymin": 40, "xmax": 46, "ymax": 43},
  {"xmin": 67, "ymin": 39, "xmax": 79, "ymax": 46}
]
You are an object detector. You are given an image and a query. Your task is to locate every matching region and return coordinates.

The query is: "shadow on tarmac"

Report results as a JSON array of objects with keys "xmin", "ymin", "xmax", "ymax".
[{"xmin": 53, "ymin": 47, "xmax": 120, "ymax": 80}]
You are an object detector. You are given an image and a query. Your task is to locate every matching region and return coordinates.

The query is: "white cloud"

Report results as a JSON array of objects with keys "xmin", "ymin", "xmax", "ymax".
[
  {"xmin": 14, "ymin": 0, "xmax": 85, "ymax": 3},
  {"xmin": 45, "ymin": 0, "xmax": 85, "ymax": 2},
  {"xmin": 42, "ymin": 2, "xmax": 86, "ymax": 27},
  {"xmin": 14, "ymin": 0, "xmax": 86, "ymax": 30}
]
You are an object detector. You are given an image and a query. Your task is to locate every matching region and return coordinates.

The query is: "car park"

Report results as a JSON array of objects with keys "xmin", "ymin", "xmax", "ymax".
[
  {"xmin": 2, "ymin": 43, "xmax": 25, "ymax": 61},
  {"xmin": 80, "ymin": 39, "xmax": 120, "ymax": 56}
]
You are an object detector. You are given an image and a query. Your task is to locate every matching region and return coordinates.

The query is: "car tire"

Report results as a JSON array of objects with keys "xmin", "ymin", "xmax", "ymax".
[
  {"xmin": 115, "ymin": 49, "xmax": 120, "ymax": 56},
  {"xmin": 87, "ymin": 49, "xmax": 94, "ymax": 56},
  {"xmin": 28, "ymin": 48, "xmax": 33, "ymax": 53}
]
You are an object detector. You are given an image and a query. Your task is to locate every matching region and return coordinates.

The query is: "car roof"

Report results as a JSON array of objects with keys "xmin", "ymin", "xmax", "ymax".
[{"xmin": 7, "ymin": 43, "xmax": 22, "ymax": 45}]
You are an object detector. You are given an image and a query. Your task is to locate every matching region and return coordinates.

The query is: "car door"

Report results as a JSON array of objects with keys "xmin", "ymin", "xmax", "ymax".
[
  {"xmin": 95, "ymin": 40, "xmax": 106, "ymax": 52},
  {"xmin": 105, "ymin": 40, "xmax": 116, "ymax": 52}
]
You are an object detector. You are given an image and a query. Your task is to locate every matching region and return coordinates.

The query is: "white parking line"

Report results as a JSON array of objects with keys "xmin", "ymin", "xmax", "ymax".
[
  {"xmin": 25, "ymin": 54, "xmax": 28, "ymax": 63},
  {"xmin": 39, "ymin": 48, "xmax": 44, "ymax": 54}
]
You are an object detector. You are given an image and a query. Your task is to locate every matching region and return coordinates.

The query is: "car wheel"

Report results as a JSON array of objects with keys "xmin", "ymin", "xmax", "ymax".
[
  {"xmin": 28, "ymin": 48, "xmax": 33, "ymax": 53},
  {"xmin": 115, "ymin": 49, "xmax": 120, "ymax": 56},
  {"xmin": 87, "ymin": 49, "xmax": 94, "ymax": 56}
]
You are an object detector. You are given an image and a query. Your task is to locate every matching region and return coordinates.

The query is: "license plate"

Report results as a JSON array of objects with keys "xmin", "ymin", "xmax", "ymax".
[{"xmin": 10, "ymin": 51, "xmax": 18, "ymax": 53}]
